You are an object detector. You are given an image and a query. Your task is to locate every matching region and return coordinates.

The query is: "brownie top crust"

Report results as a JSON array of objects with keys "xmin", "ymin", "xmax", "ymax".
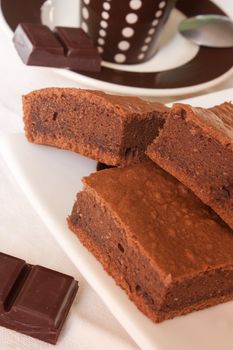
[
  {"xmin": 24, "ymin": 88, "xmax": 168, "ymax": 118},
  {"xmin": 82, "ymin": 162, "xmax": 233, "ymax": 284},
  {"xmin": 172, "ymin": 102, "xmax": 233, "ymax": 148}
]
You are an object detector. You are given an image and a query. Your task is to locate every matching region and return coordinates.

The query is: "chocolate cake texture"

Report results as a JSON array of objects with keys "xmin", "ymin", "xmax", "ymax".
[
  {"xmin": 147, "ymin": 102, "xmax": 233, "ymax": 230},
  {"xmin": 23, "ymin": 88, "xmax": 168, "ymax": 166},
  {"xmin": 68, "ymin": 161, "xmax": 233, "ymax": 323}
]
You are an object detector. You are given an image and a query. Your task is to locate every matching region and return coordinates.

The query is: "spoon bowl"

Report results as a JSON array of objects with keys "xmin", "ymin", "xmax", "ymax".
[{"xmin": 179, "ymin": 15, "xmax": 233, "ymax": 48}]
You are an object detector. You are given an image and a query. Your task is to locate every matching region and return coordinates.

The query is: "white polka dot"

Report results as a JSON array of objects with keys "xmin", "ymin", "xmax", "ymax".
[
  {"xmin": 84, "ymin": 0, "xmax": 90, "ymax": 4},
  {"xmin": 100, "ymin": 20, "xmax": 108, "ymax": 28},
  {"xmin": 138, "ymin": 53, "xmax": 145, "ymax": 60},
  {"xmin": 144, "ymin": 36, "xmax": 152, "ymax": 43},
  {"xmin": 103, "ymin": 2, "xmax": 111, "ymax": 10},
  {"xmin": 122, "ymin": 27, "xmax": 135, "ymax": 38},
  {"xmin": 81, "ymin": 22, "xmax": 88, "ymax": 33},
  {"xmin": 148, "ymin": 28, "xmax": 155, "ymax": 35},
  {"xmin": 97, "ymin": 46, "xmax": 104, "ymax": 53},
  {"xmin": 98, "ymin": 38, "xmax": 105, "ymax": 45},
  {"xmin": 152, "ymin": 19, "xmax": 159, "ymax": 26},
  {"xmin": 125, "ymin": 13, "xmax": 138, "ymax": 24},
  {"xmin": 155, "ymin": 10, "xmax": 163, "ymax": 18},
  {"xmin": 114, "ymin": 53, "xmax": 126, "ymax": 63},
  {"xmin": 99, "ymin": 29, "xmax": 107, "ymax": 37},
  {"xmin": 102, "ymin": 11, "xmax": 109, "ymax": 19},
  {"xmin": 129, "ymin": 0, "xmax": 142, "ymax": 10},
  {"xmin": 118, "ymin": 40, "xmax": 130, "ymax": 51},
  {"xmin": 159, "ymin": 1, "xmax": 166, "ymax": 8},
  {"xmin": 82, "ymin": 7, "xmax": 89, "ymax": 20},
  {"xmin": 141, "ymin": 45, "xmax": 148, "ymax": 52}
]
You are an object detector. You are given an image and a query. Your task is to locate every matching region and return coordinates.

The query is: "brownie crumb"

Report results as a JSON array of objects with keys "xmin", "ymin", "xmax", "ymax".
[
  {"xmin": 68, "ymin": 161, "xmax": 233, "ymax": 323},
  {"xmin": 147, "ymin": 102, "xmax": 233, "ymax": 230},
  {"xmin": 23, "ymin": 88, "xmax": 169, "ymax": 166}
]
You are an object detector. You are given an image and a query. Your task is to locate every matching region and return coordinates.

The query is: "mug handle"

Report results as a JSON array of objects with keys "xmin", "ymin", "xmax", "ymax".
[{"xmin": 41, "ymin": 0, "xmax": 80, "ymax": 29}]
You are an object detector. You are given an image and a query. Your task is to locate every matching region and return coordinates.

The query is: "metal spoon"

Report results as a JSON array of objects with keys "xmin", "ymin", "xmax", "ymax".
[{"xmin": 179, "ymin": 15, "xmax": 233, "ymax": 48}]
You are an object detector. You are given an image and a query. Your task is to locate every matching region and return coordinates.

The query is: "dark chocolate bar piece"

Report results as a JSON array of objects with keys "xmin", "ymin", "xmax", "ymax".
[
  {"xmin": 13, "ymin": 23, "xmax": 101, "ymax": 72},
  {"xmin": 0, "ymin": 252, "xmax": 78, "ymax": 344}
]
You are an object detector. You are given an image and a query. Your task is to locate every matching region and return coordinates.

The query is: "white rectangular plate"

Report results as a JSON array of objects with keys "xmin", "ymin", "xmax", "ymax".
[{"xmin": 1, "ymin": 88, "xmax": 233, "ymax": 350}]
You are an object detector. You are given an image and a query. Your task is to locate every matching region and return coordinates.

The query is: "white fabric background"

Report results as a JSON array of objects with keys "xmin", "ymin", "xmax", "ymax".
[{"xmin": 0, "ymin": 0, "xmax": 232, "ymax": 349}]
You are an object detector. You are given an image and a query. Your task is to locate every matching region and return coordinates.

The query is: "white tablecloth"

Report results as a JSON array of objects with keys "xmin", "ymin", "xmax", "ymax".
[{"xmin": 0, "ymin": 1, "xmax": 232, "ymax": 349}]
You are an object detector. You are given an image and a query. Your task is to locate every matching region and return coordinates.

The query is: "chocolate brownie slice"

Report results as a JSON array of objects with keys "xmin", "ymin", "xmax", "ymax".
[
  {"xmin": 23, "ymin": 88, "xmax": 168, "ymax": 166},
  {"xmin": 68, "ymin": 161, "xmax": 233, "ymax": 323},
  {"xmin": 147, "ymin": 102, "xmax": 233, "ymax": 229}
]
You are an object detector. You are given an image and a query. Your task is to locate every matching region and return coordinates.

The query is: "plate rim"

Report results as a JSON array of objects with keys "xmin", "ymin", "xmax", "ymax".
[{"xmin": 50, "ymin": 63, "xmax": 233, "ymax": 96}]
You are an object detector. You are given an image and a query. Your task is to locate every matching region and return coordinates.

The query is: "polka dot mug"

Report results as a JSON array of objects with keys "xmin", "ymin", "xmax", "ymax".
[{"xmin": 80, "ymin": 0, "xmax": 176, "ymax": 64}]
